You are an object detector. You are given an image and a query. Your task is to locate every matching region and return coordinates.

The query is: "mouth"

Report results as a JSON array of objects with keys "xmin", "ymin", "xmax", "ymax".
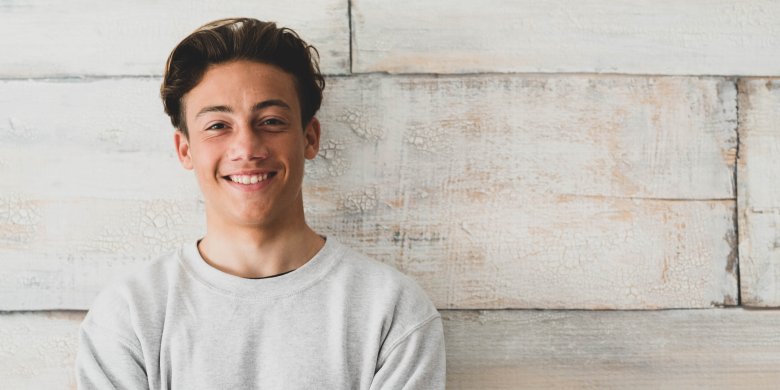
[{"xmin": 223, "ymin": 172, "xmax": 277, "ymax": 185}]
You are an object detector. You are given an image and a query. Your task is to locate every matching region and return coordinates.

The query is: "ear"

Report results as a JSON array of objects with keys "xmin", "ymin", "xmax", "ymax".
[
  {"xmin": 303, "ymin": 117, "xmax": 321, "ymax": 160},
  {"xmin": 174, "ymin": 130, "xmax": 194, "ymax": 170}
]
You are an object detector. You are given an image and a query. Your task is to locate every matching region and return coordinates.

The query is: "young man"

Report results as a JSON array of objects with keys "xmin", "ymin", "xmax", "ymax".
[{"xmin": 76, "ymin": 18, "xmax": 445, "ymax": 389}]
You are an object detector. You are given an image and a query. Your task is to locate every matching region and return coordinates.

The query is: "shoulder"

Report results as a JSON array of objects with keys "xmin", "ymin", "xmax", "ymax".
[
  {"xmin": 326, "ymin": 238, "xmax": 440, "ymax": 327},
  {"xmin": 325, "ymin": 239, "xmax": 444, "ymax": 370},
  {"xmin": 83, "ymin": 246, "xmax": 182, "ymax": 336}
]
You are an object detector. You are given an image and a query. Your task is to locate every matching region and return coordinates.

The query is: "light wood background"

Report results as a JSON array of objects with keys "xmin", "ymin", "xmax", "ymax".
[{"xmin": 2, "ymin": 1, "xmax": 780, "ymax": 388}]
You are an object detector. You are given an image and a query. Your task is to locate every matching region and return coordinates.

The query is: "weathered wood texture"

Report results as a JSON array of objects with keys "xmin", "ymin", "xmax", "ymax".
[
  {"xmin": 0, "ymin": 78, "xmax": 205, "ymax": 310},
  {"xmin": 738, "ymin": 78, "xmax": 780, "ymax": 307},
  {"xmin": 313, "ymin": 75, "xmax": 738, "ymax": 310},
  {"xmin": 444, "ymin": 309, "xmax": 780, "ymax": 389},
  {"xmin": 0, "ymin": 0, "xmax": 349, "ymax": 77},
  {"xmin": 1, "ymin": 75, "xmax": 738, "ymax": 310},
  {"xmin": 352, "ymin": 0, "xmax": 780, "ymax": 76},
  {"xmin": 0, "ymin": 311, "xmax": 82, "ymax": 390},
  {"xmin": 4, "ymin": 309, "xmax": 780, "ymax": 389}
]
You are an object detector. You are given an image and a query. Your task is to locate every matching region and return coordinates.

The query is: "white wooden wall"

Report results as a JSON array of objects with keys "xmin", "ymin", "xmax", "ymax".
[{"xmin": 2, "ymin": 1, "xmax": 780, "ymax": 388}]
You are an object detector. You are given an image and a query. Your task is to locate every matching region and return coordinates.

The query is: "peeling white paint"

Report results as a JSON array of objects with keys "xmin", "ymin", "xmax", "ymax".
[
  {"xmin": 0, "ymin": 74, "xmax": 739, "ymax": 310},
  {"xmin": 353, "ymin": 0, "xmax": 780, "ymax": 75},
  {"xmin": 444, "ymin": 309, "xmax": 780, "ymax": 389},
  {"xmin": 738, "ymin": 78, "xmax": 780, "ymax": 306},
  {"xmin": 0, "ymin": 0, "xmax": 349, "ymax": 76}
]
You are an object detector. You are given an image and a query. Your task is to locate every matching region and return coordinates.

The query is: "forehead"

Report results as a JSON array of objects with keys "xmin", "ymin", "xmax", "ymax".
[{"xmin": 184, "ymin": 60, "xmax": 300, "ymax": 115}]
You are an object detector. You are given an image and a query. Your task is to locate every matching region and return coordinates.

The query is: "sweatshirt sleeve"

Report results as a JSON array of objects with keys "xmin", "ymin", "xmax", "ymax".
[
  {"xmin": 369, "ymin": 314, "xmax": 446, "ymax": 390},
  {"xmin": 76, "ymin": 318, "xmax": 149, "ymax": 390}
]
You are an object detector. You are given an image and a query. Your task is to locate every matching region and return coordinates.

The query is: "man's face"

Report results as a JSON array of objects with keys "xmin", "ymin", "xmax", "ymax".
[{"xmin": 174, "ymin": 60, "xmax": 320, "ymax": 230}]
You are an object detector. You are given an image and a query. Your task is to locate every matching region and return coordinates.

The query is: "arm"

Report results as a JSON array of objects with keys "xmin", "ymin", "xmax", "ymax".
[
  {"xmin": 76, "ymin": 318, "xmax": 149, "ymax": 390},
  {"xmin": 369, "ymin": 315, "xmax": 446, "ymax": 390}
]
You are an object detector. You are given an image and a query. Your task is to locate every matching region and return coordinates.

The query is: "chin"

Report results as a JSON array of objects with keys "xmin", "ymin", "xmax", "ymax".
[{"xmin": 233, "ymin": 214, "xmax": 271, "ymax": 227}]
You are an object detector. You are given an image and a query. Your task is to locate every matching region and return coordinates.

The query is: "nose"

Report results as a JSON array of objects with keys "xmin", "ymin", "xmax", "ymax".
[{"xmin": 227, "ymin": 122, "xmax": 268, "ymax": 161}]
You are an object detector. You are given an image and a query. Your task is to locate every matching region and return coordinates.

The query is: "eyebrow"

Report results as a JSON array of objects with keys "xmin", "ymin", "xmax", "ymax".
[{"xmin": 195, "ymin": 99, "xmax": 291, "ymax": 118}]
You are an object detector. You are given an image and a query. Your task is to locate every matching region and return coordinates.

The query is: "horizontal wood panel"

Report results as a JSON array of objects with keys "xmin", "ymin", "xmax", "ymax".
[
  {"xmin": 0, "ymin": 0, "xmax": 349, "ymax": 77},
  {"xmin": 737, "ymin": 78, "xmax": 780, "ymax": 306},
  {"xmin": 4, "ymin": 309, "xmax": 780, "ymax": 389},
  {"xmin": 0, "ymin": 199, "xmax": 205, "ymax": 309},
  {"xmin": 444, "ymin": 309, "xmax": 780, "ymax": 389},
  {"xmin": 1, "ymin": 75, "xmax": 737, "ymax": 309},
  {"xmin": 311, "ymin": 75, "xmax": 738, "ymax": 309},
  {"xmin": 0, "ymin": 311, "xmax": 82, "ymax": 390},
  {"xmin": 317, "ymin": 75, "xmax": 736, "ymax": 200},
  {"xmin": 352, "ymin": 0, "xmax": 780, "ymax": 76},
  {"xmin": 0, "ymin": 76, "xmax": 738, "ymax": 199},
  {"xmin": 311, "ymin": 195, "xmax": 738, "ymax": 310}
]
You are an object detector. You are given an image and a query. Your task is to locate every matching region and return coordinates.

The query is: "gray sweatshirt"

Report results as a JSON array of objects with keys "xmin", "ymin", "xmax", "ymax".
[{"xmin": 76, "ymin": 237, "xmax": 445, "ymax": 389}]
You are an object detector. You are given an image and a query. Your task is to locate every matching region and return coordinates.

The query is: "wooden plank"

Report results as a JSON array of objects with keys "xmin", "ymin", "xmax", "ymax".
[
  {"xmin": 352, "ymin": 0, "xmax": 780, "ymax": 76},
  {"xmin": 309, "ymin": 195, "xmax": 738, "ymax": 310},
  {"xmin": 310, "ymin": 75, "xmax": 738, "ymax": 309},
  {"xmin": 0, "ymin": 311, "xmax": 82, "ymax": 390},
  {"xmin": 0, "ymin": 78, "xmax": 204, "ymax": 310},
  {"xmin": 1, "ymin": 75, "xmax": 737, "ymax": 310},
  {"xmin": 737, "ymin": 78, "xmax": 780, "ymax": 307},
  {"xmin": 0, "ymin": 0, "xmax": 348, "ymax": 77},
  {"xmin": 444, "ymin": 309, "xmax": 780, "ymax": 389},
  {"xmin": 4, "ymin": 309, "xmax": 780, "ymax": 389}
]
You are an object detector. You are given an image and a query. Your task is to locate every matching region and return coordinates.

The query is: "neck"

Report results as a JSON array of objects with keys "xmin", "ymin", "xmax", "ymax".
[{"xmin": 198, "ymin": 213, "xmax": 325, "ymax": 279}]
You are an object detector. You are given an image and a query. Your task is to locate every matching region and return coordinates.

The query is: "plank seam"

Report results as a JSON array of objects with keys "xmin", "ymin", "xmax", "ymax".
[
  {"xmin": 437, "ymin": 307, "xmax": 769, "ymax": 313},
  {"xmin": 0, "ymin": 72, "xmax": 751, "ymax": 81},
  {"xmin": 347, "ymin": 70, "xmax": 780, "ymax": 78},
  {"xmin": 554, "ymin": 194, "xmax": 734, "ymax": 202},
  {"xmin": 0, "ymin": 75, "xmax": 162, "ymax": 82},
  {"xmin": 347, "ymin": 0, "xmax": 353, "ymax": 74},
  {"xmin": 734, "ymin": 78, "xmax": 743, "ymax": 306}
]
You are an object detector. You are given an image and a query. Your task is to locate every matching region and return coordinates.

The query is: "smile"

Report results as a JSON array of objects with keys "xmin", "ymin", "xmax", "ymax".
[{"xmin": 228, "ymin": 173, "xmax": 270, "ymax": 185}]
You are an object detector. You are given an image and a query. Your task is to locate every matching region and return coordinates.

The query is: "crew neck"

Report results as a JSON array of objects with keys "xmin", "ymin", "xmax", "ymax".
[{"xmin": 178, "ymin": 236, "xmax": 342, "ymax": 299}]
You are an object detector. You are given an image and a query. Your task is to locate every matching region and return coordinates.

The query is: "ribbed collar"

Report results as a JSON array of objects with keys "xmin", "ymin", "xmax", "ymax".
[{"xmin": 177, "ymin": 236, "xmax": 342, "ymax": 299}]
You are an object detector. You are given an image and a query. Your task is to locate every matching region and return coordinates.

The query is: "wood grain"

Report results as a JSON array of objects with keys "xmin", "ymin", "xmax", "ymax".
[
  {"xmin": 1, "ymin": 75, "xmax": 737, "ymax": 310},
  {"xmin": 0, "ymin": 311, "xmax": 82, "ymax": 390},
  {"xmin": 4, "ymin": 309, "xmax": 780, "ymax": 389},
  {"xmin": 444, "ymin": 309, "xmax": 780, "ymax": 389},
  {"xmin": 352, "ymin": 0, "xmax": 780, "ymax": 75},
  {"xmin": 0, "ymin": 0, "xmax": 349, "ymax": 77},
  {"xmin": 737, "ymin": 78, "xmax": 780, "ymax": 307},
  {"xmin": 311, "ymin": 75, "xmax": 738, "ymax": 309},
  {"xmin": 0, "ymin": 78, "xmax": 204, "ymax": 310}
]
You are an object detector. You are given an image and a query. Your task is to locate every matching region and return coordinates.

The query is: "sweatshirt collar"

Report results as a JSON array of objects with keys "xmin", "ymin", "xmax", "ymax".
[{"xmin": 178, "ymin": 236, "xmax": 342, "ymax": 298}]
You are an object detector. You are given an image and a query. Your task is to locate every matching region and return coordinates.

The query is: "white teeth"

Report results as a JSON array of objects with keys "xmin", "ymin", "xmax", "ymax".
[{"xmin": 229, "ymin": 174, "xmax": 269, "ymax": 185}]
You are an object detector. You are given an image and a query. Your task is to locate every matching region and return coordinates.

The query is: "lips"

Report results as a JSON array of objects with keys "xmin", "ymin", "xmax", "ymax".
[
  {"xmin": 228, "ymin": 173, "xmax": 269, "ymax": 184},
  {"xmin": 222, "ymin": 171, "xmax": 278, "ymax": 186}
]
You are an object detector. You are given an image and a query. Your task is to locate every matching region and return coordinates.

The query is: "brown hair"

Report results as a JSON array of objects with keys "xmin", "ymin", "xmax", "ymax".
[{"xmin": 160, "ymin": 18, "xmax": 325, "ymax": 137}]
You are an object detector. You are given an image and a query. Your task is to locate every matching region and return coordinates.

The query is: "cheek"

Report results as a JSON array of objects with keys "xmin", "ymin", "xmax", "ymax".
[
  {"xmin": 287, "ymin": 145, "xmax": 308, "ymax": 169},
  {"xmin": 189, "ymin": 148, "xmax": 221, "ymax": 176}
]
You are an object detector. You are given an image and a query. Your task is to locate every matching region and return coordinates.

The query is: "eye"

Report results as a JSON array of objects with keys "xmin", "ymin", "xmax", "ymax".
[
  {"xmin": 206, "ymin": 122, "xmax": 227, "ymax": 131},
  {"xmin": 261, "ymin": 118, "xmax": 285, "ymax": 126},
  {"xmin": 258, "ymin": 117, "xmax": 287, "ymax": 132}
]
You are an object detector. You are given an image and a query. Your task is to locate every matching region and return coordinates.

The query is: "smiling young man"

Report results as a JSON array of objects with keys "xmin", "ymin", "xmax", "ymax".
[{"xmin": 76, "ymin": 18, "xmax": 445, "ymax": 389}]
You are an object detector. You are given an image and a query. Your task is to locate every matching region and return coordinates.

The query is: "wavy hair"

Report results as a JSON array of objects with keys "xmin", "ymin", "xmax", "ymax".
[{"xmin": 160, "ymin": 18, "xmax": 325, "ymax": 136}]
